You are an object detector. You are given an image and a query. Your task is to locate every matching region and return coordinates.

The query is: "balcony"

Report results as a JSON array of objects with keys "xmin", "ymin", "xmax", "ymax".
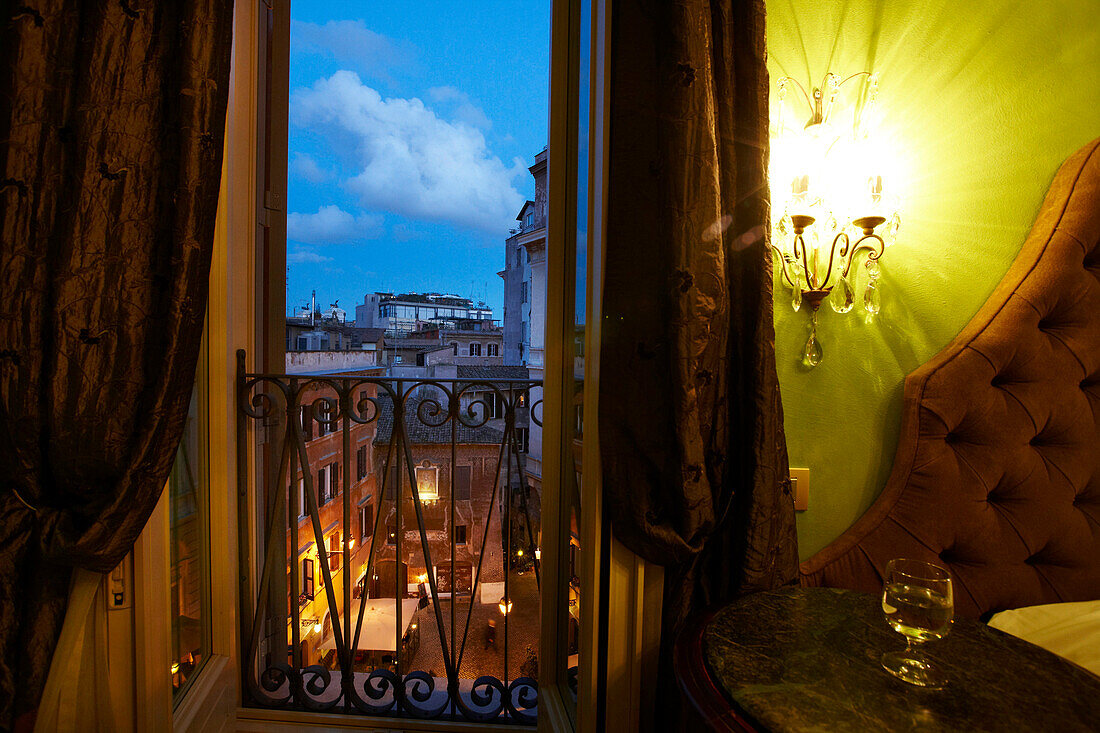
[{"xmin": 237, "ymin": 352, "xmax": 543, "ymax": 724}]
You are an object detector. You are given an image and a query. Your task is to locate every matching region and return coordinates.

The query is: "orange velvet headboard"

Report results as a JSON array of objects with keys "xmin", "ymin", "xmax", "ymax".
[{"xmin": 801, "ymin": 138, "xmax": 1100, "ymax": 619}]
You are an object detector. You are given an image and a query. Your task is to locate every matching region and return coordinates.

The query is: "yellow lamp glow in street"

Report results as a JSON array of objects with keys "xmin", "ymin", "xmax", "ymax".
[{"xmin": 498, "ymin": 596, "xmax": 513, "ymax": 615}]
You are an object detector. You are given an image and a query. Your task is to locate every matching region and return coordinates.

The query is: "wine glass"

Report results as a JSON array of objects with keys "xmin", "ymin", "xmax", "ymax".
[{"xmin": 881, "ymin": 558, "xmax": 954, "ymax": 688}]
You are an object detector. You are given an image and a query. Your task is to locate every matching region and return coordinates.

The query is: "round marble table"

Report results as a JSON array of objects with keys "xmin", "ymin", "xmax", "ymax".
[{"xmin": 676, "ymin": 587, "xmax": 1100, "ymax": 732}]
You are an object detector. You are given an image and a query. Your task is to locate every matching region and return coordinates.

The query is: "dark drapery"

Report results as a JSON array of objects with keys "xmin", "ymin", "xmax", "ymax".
[
  {"xmin": 599, "ymin": 0, "xmax": 797, "ymax": 724},
  {"xmin": 0, "ymin": 2, "xmax": 233, "ymax": 729}
]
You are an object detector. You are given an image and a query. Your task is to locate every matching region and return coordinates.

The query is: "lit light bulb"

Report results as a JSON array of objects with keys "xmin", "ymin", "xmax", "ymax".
[
  {"xmin": 498, "ymin": 596, "xmax": 513, "ymax": 615},
  {"xmin": 534, "ymin": 548, "xmax": 541, "ymax": 560}
]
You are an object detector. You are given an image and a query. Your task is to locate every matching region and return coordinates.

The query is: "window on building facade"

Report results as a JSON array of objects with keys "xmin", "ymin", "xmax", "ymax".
[
  {"xmin": 455, "ymin": 524, "xmax": 467, "ymax": 545},
  {"xmin": 328, "ymin": 461, "xmax": 339, "ymax": 499},
  {"xmin": 328, "ymin": 533, "xmax": 340, "ymax": 572},
  {"xmin": 384, "ymin": 465, "xmax": 397, "ymax": 500},
  {"xmin": 454, "ymin": 465, "xmax": 472, "ymax": 501},
  {"xmin": 300, "ymin": 405, "xmax": 313, "ymax": 440},
  {"xmin": 302, "ymin": 558, "xmax": 315, "ymax": 600},
  {"xmin": 317, "ymin": 466, "xmax": 327, "ymax": 505},
  {"xmin": 522, "ymin": 281, "xmax": 528, "ymax": 303},
  {"xmin": 515, "ymin": 427, "xmax": 530, "ymax": 454},
  {"xmin": 360, "ymin": 503, "xmax": 373, "ymax": 539},
  {"xmin": 356, "ymin": 445, "xmax": 367, "ymax": 480},
  {"xmin": 298, "ymin": 477, "xmax": 306, "ymax": 518}
]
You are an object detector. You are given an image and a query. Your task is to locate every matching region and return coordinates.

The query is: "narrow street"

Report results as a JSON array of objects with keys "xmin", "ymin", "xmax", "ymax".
[{"xmin": 408, "ymin": 568, "xmax": 541, "ymax": 682}]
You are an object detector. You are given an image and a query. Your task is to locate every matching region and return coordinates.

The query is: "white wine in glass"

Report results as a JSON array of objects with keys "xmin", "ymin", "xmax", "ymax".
[{"xmin": 881, "ymin": 558, "xmax": 953, "ymax": 687}]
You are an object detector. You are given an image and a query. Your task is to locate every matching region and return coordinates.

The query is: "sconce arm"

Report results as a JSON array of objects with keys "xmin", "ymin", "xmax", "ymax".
[
  {"xmin": 792, "ymin": 232, "xmax": 815, "ymax": 289},
  {"xmin": 819, "ymin": 231, "xmax": 851, "ymax": 291},
  {"xmin": 841, "ymin": 233, "xmax": 886, "ymax": 279},
  {"xmin": 769, "ymin": 244, "xmax": 797, "ymax": 289}
]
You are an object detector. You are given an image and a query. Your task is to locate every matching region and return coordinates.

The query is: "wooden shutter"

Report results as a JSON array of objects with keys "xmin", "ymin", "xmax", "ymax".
[{"xmin": 455, "ymin": 465, "xmax": 471, "ymax": 501}]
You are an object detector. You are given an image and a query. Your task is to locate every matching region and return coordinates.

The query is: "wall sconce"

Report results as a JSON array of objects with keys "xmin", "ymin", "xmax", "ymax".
[{"xmin": 770, "ymin": 71, "xmax": 901, "ymax": 367}]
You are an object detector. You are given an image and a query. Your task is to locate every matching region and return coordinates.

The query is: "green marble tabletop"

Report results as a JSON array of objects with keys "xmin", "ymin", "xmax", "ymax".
[{"xmin": 703, "ymin": 587, "xmax": 1100, "ymax": 732}]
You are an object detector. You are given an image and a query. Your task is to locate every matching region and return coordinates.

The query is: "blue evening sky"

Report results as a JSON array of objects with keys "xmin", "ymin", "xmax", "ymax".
[{"xmin": 286, "ymin": 1, "xmax": 550, "ymax": 321}]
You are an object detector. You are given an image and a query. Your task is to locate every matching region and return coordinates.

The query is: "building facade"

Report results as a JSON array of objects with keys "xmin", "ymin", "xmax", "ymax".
[{"xmin": 356, "ymin": 292, "xmax": 493, "ymax": 334}]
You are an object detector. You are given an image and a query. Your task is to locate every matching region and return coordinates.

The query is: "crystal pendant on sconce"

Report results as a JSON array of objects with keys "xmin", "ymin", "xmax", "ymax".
[
  {"xmin": 829, "ymin": 275, "xmax": 855, "ymax": 313},
  {"xmin": 777, "ymin": 212, "xmax": 792, "ymax": 237},
  {"xmin": 886, "ymin": 212, "xmax": 901, "ymax": 244},
  {"xmin": 863, "ymin": 257, "xmax": 882, "ymax": 316},
  {"xmin": 790, "ymin": 262, "xmax": 804, "ymax": 311},
  {"xmin": 803, "ymin": 312, "xmax": 823, "ymax": 368},
  {"xmin": 864, "ymin": 278, "xmax": 881, "ymax": 316}
]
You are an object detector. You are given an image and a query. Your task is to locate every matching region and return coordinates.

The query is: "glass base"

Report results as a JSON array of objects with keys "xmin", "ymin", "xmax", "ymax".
[{"xmin": 881, "ymin": 650, "xmax": 947, "ymax": 688}]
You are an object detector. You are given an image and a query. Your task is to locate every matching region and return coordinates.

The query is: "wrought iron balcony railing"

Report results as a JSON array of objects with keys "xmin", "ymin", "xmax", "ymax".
[{"xmin": 236, "ymin": 351, "xmax": 542, "ymax": 724}]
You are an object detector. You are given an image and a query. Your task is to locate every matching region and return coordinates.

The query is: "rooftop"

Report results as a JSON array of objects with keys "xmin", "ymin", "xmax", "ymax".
[{"xmin": 374, "ymin": 395, "xmax": 506, "ymax": 446}]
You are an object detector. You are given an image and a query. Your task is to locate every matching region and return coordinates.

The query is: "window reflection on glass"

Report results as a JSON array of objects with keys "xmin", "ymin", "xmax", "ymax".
[
  {"xmin": 566, "ymin": 0, "xmax": 592, "ymax": 712},
  {"xmin": 170, "ymin": 372, "xmax": 210, "ymax": 698}
]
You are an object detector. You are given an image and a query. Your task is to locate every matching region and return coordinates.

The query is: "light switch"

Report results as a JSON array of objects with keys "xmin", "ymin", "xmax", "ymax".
[{"xmin": 790, "ymin": 468, "xmax": 809, "ymax": 511}]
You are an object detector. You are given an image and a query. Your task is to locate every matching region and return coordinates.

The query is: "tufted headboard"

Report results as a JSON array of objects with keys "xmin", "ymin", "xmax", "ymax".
[{"xmin": 801, "ymin": 138, "xmax": 1100, "ymax": 619}]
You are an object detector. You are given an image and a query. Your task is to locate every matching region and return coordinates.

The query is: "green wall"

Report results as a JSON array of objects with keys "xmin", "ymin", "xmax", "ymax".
[{"xmin": 767, "ymin": 0, "xmax": 1100, "ymax": 559}]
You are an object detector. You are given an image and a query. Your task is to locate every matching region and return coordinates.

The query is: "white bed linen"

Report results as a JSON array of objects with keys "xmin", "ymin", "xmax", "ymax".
[{"xmin": 988, "ymin": 599, "xmax": 1100, "ymax": 677}]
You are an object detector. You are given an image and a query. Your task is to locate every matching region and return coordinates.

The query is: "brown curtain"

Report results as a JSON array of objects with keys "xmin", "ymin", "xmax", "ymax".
[
  {"xmin": 599, "ymin": 0, "xmax": 797, "ymax": 725},
  {"xmin": 0, "ymin": 2, "xmax": 233, "ymax": 729}
]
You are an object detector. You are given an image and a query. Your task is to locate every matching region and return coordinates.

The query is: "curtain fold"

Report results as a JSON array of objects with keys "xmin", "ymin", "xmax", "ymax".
[
  {"xmin": 0, "ymin": 2, "xmax": 233, "ymax": 729},
  {"xmin": 599, "ymin": 0, "xmax": 797, "ymax": 725}
]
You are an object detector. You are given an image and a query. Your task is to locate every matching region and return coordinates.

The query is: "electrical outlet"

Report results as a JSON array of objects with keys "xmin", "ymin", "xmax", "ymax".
[{"xmin": 790, "ymin": 468, "xmax": 810, "ymax": 511}]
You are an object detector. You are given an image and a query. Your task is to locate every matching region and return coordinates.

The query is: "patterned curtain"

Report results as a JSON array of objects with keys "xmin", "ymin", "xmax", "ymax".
[
  {"xmin": 599, "ymin": 0, "xmax": 797, "ymax": 725},
  {"xmin": 0, "ymin": 2, "xmax": 233, "ymax": 729}
]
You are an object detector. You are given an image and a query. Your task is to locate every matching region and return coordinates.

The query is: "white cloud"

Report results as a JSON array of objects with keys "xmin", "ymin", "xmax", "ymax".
[
  {"xmin": 291, "ymin": 20, "xmax": 412, "ymax": 81},
  {"xmin": 290, "ymin": 153, "xmax": 331, "ymax": 184},
  {"xmin": 287, "ymin": 248, "xmax": 334, "ymax": 264},
  {"xmin": 291, "ymin": 71, "xmax": 525, "ymax": 233},
  {"xmin": 428, "ymin": 86, "xmax": 492, "ymax": 130},
  {"xmin": 287, "ymin": 205, "xmax": 384, "ymax": 245}
]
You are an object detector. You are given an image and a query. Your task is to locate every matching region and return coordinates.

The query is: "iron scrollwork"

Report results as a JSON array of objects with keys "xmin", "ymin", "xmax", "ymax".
[{"xmin": 237, "ymin": 351, "xmax": 541, "ymax": 724}]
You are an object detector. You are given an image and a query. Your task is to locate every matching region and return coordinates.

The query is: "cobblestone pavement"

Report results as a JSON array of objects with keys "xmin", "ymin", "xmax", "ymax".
[{"xmin": 408, "ymin": 568, "xmax": 541, "ymax": 682}]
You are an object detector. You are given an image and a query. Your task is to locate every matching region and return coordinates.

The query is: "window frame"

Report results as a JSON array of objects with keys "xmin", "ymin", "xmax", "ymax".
[{"xmin": 222, "ymin": 2, "xmax": 620, "ymax": 731}]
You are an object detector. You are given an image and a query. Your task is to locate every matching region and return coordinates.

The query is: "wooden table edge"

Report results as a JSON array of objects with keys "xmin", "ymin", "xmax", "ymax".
[{"xmin": 674, "ymin": 610, "xmax": 761, "ymax": 733}]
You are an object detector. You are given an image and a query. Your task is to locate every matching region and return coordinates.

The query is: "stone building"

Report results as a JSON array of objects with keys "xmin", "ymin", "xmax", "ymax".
[
  {"xmin": 368, "ymin": 396, "xmax": 514, "ymax": 606},
  {"xmin": 502, "ymin": 148, "xmax": 548, "ymax": 367},
  {"xmin": 503, "ymin": 148, "xmax": 549, "ymax": 492},
  {"xmin": 284, "ymin": 371, "xmax": 382, "ymax": 666}
]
